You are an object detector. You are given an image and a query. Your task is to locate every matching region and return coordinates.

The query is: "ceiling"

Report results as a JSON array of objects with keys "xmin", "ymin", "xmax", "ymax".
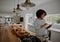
[{"xmin": 0, "ymin": 0, "xmax": 53, "ymax": 13}]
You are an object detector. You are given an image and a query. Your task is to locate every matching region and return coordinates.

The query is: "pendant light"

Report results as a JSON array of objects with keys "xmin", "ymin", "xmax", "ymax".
[
  {"xmin": 16, "ymin": 0, "xmax": 22, "ymax": 11},
  {"xmin": 13, "ymin": 8, "xmax": 16, "ymax": 13},
  {"xmin": 13, "ymin": 0, "xmax": 22, "ymax": 13},
  {"xmin": 21, "ymin": 0, "xmax": 35, "ymax": 7},
  {"xmin": 13, "ymin": 0, "xmax": 16, "ymax": 13}
]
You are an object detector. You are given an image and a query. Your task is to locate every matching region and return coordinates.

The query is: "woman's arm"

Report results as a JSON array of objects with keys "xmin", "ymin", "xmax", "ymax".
[
  {"xmin": 41, "ymin": 23, "xmax": 52, "ymax": 29},
  {"xmin": 40, "ymin": 23, "xmax": 48, "ymax": 28}
]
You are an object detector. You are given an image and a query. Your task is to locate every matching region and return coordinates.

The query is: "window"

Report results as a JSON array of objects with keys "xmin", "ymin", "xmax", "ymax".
[{"xmin": 45, "ymin": 14, "xmax": 60, "ymax": 24}]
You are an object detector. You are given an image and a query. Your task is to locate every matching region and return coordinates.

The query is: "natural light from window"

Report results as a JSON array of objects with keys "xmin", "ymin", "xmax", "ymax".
[{"xmin": 45, "ymin": 14, "xmax": 60, "ymax": 24}]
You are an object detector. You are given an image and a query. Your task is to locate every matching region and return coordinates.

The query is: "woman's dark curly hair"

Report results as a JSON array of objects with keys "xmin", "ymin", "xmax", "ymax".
[{"xmin": 36, "ymin": 9, "xmax": 47, "ymax": 18}]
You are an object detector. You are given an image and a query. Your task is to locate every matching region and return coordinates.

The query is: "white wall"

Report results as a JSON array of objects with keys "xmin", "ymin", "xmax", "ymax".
[
  {"xmin": 0, "ymin": 0, "xmax": 60, "ymax": 16},
  {"xmin": 0, "ymin": 0, "xmax": 53, "ymax": 13},
  {"xmin": 32, "ymin": 0, "xmax": 60, "ymax": 17}
]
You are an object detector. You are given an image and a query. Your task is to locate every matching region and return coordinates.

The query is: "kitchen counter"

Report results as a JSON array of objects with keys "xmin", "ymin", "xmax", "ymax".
[
  {"xmin": 48, "ymin": 28, "xmax": 60, "ymax": 42},
  {"xmin": 48, "ymin": 28, "xmax": 60, "ymax": 33}
]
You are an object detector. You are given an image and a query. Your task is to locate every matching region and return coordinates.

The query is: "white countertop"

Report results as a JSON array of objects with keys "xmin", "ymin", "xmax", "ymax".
[
  {"xmin": 48, "ymin": 28, "xmax": 60, "ymax": 33},
  {"xmin": 28, "ymin": 23, "xmax": 60, "ymax": 33}
]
